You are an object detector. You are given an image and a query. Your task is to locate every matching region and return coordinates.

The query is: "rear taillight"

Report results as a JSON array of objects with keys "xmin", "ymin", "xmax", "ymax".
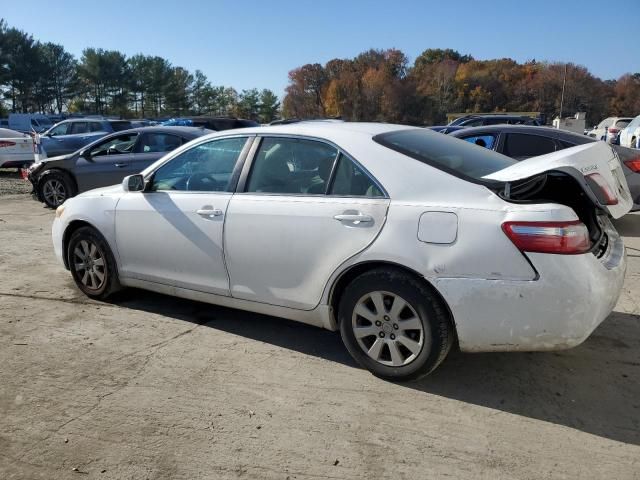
[
  {"xmin": 0, "ymin": 140, "xmax": 16, "ymax": 148},
  {"xmin": 586, "ymin": 172, "xmax": 618, "ymax": 205},
  {"xmin": 624, "ymin": 158, "xmax": 640, "ymax": 172},
  {"xmin": 502, "ymin": 221, "xmax": 590, "ymax": 255},
  {"xmin": 608, "ymin": 127, "xmax": 619, "ymax": 134}
]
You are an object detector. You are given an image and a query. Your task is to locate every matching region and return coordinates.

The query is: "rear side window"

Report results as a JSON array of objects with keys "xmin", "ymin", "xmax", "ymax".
[
  {"xmin": 503, "ymin": 134, "xmax": 556, "ymax": 159},
  {"xmin": 246, "ymin": 137, "xmax": 338, "ymax": 194},
  {"xmin": 373, "ymin": 129, "xmax": 516, "ymax": 181},
  {"xmin": 330, "ymin": 154, "xmax": 384, "ymax": 197},
  {"xmin": 70, "ymin": 122, "xmax": 88, "ymax": 134},
  {"xmin": 89, "ymin": 122, "xmax": 104, "ymax": 132},
  {"xmin": 615, "ymin": 120, "xmax": 631, "ymax": 128}
]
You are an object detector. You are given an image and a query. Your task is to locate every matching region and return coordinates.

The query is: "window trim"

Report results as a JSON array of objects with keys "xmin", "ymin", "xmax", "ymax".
[{"xmin": 235, "ymin": 134, "xmax": 389, "ymax": 199}]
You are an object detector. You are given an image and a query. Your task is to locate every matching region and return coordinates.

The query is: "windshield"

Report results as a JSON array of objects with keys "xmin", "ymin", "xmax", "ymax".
[{"xmin": 373, "ymin": 128, "xmax": 517, "ymax": 181}]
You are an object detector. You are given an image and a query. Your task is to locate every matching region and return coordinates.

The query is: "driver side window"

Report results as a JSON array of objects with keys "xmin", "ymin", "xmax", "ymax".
[
  {"xmin": 49, "ymin": 123, "xmax": 70, "ymax": 136},
  {"xmin": 89, "ymin": 133, "xmax": 139, "ymax": 157},
  {"xmin": 151, "ymin": 137, "xmax": 248, "ymax": 192}
]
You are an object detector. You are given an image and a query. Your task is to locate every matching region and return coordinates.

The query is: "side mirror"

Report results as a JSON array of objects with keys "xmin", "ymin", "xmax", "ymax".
[{"xmin": 122, "ymin": 174, "xmax": 145, "ymax": 192}]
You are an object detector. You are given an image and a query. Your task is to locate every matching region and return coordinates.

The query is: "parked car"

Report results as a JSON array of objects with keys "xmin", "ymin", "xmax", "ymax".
[
  {"xmin": 447, "ymin": 114, "xmax": 541, "ymax": 127},
  {"xmin": 0, "ymin": 128, "xmax": 38, "ymax": 168},
  {"xmin": 161, "ymin": 116, "xmax": 259, "ymax": 130},
  {"xmin": 28, "ymin": 126, "xmax": 209, "ymax": 208},
  {"xmin": 618, "ymin": 114, "xmax": 640, "ymax": 149},
  {"xmin": 448, "ymin": 125, "xmax": 640, "ymax": 211},
  {"xmin": 427, "ymin": 126, "xmax": 467, "ymax": 134},
  {"xmin": 51, "ymin": 123, "xmax": 632, "ymax": 380},
  {"xmin": 586, "ymin": 117, "xmax": 633, "ymax": 144},
  {"xmin": 40, "ymin": 118, "xmax": 134, "ymax": 157},
  {"xmin": 8, "ymin": 113, "xmax": 53, "ymax": 133}
]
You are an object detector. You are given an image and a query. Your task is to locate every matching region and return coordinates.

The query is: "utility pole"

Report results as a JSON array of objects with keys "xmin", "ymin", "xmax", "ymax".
[{"xmin": 559, "ymin": 64, "xmax": 567, "ymax": 119}]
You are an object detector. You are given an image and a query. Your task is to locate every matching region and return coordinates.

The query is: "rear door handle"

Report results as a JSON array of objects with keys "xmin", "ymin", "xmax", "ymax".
[
  {"xmin": 197, "ymin": 208, "xmax": 224, "ymax": 217},
  {"xmin": 114, "ymin": 163, "xmax": 127, "ymax": 168},
  {"xmin": 333, "ymin": 213, "xmax": 373, "ymax": 223}
]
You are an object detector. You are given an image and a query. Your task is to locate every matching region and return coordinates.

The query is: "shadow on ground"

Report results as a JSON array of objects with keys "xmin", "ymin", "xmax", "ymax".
[{"xmin": 109, "ymin": 288, "xmax": 640, "ymax": 446}]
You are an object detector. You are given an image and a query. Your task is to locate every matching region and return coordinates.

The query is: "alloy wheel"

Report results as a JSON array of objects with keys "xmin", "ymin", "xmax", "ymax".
[
  {"xmin": 72, "ymin": 239, "xmax": 106, "ymax": 291},
  {"xmin": 42, "ymin": 179, "xmax": 67, "ymax": 206},
  {"xmin": 351, "ymin": 291, "xmax": 429, "ymax": 367}
]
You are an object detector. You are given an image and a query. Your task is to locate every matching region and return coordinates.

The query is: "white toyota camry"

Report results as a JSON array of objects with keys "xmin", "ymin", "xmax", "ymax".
[{"xmin": 51, "ymin": 123, "xmax": 632, "ymax": 380}]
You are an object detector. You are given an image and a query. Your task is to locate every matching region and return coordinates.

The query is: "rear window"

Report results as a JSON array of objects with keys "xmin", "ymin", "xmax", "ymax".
[
  {"xmin": 373, "ymin": 129, "xmax": 517, "ymax": 181},
  {"xmin": 110, "ymin": 121, "xmax": 132, "ymax": 132},
  {"xmin": 615, "ymin": 120, "xmax": 631, "ymax": 128}
]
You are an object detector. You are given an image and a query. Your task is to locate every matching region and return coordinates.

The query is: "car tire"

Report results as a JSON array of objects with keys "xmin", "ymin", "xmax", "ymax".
[
  {"xmin": 67, "ymin": 226, "xmax": 121, "ymax": 300},
  {"xmin": 38, "ymin": 170, "xmax": 75, "ymax": 208},
  {"xmin": 338, "ymin": 268, "xmax": 454, "ymax": 381}
]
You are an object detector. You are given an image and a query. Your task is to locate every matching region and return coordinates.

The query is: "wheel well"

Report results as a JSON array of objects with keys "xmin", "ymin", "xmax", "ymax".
[
  {"xmin": 61, "ymin": 220, "xmax": 94, "ymax": 269},
  {"xmin": 329, "ymin": 261, "xmax": 457, "ymax": 341},
  {"xmin": 39, "ymin": 168, "xmax": 78, "ymax": 194}
]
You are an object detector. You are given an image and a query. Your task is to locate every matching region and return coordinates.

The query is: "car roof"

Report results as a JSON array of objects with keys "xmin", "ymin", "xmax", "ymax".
[
  {"xmin": 105, "ymin": 126, "xmax": 212, "ymax": 137},
  {"xmin": 204, "ymin": 121, "xmax": 412, "ymax": 140}
]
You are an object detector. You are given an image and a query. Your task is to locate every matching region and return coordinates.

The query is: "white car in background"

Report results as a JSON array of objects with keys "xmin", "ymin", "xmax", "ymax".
[
  {"xmin": 587, "ymin": 117, "xmax": 633, "ymax": 144},
  {"xmin": 0, "ymin": 128, "xmax": 37, "ymax": 168},
  {"xmin": 51, "ymin": 123, "xmax": 632, "ymax": 380},
  {"xmin": 619, "ymin": 115, "xmax": 640, "ymax": 149}
]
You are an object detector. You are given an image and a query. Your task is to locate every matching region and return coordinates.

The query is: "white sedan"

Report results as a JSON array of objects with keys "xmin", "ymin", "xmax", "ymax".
[
  {"xmin": 0, "ymin": 128, "xmax": 36, "ymax": 168},
  {"xmin": 51, "ymin": 123, "xmax": 632, "ymax": 380}
]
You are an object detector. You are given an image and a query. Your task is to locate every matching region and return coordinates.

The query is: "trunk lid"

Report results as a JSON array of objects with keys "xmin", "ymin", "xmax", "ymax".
[{"xmin": 483, "ymin": 142, "xmax": 632, "ymax": 218}]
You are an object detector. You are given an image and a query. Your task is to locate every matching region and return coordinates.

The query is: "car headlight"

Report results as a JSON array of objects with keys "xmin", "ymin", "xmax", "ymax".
[{"xmin": 55, "ymin": 205, "xmax": 65, "ymax": 218}]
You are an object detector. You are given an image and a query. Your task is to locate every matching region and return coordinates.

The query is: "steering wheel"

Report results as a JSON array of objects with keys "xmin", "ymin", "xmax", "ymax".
[{"xmin": 185, "ymin": 173, "xmax": 221, "ymax": 191}]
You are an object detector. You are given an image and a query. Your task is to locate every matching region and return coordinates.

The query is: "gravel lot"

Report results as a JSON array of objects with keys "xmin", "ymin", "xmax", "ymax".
[
  {"xmin": 0, "ymin": 169, "xmax": 31, "ymax": 196},
  {"xmin": 0, "ymin": 177, "xmax": 639, "ymax": 479}
]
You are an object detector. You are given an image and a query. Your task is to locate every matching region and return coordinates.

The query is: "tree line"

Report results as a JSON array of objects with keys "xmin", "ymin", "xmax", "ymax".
[
  {"xmin": 283, "ymin": 48, "xmax": 640, "ymax": 126},
  {"xmin": 0, "ymin": 19, "xmax": 281, "ymax": 122}
]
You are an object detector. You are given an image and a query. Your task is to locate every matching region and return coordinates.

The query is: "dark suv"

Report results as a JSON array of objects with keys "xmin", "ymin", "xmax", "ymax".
[
  {"xmin": 41, "ymin": 118, "xmax": 134, "ymax": 157},
  {"xmin": 448, "ymin": 114, "xmax": 541, "ymax": 127}
]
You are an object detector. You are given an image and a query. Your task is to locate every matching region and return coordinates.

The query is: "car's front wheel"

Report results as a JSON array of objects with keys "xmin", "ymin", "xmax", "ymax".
[
  {"xmin": 67, "ymin": 226, "xmax": 121, "ymax": 299},
  {"xmin": 39, "ymin": 170, "xmax": 75, "ymax": 208},
  {"xmin": 338, "ymin": 268, "xmax": 454, "ymax": 381}
]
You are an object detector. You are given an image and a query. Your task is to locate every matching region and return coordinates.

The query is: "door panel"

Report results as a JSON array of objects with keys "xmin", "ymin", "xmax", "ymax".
[
  {"xmin": 224, "ymin": 195, "xmax": 389, "ymax": 310},
  {"xmin": 115, "ymin": 192, "xmax": 232, "ymax": 295},
  {"xmin": 74, "ymin": 153, "xmax": 134, "ymax": 191}
]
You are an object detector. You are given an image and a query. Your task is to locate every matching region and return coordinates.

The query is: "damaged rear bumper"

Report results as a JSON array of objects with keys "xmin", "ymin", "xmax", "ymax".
[{"xmin": 433, "ymin": 229, "xmax": 626, "ymax": 352}]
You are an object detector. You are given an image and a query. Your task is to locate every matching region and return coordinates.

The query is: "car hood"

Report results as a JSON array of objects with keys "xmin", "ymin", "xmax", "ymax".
[
  {"xmin": 484, "ymin": 142, "xmax": 633, "ymax": 218},
  {"xmin": 77, "ymin": 184, "xmax": 124, "ymax": 198}
]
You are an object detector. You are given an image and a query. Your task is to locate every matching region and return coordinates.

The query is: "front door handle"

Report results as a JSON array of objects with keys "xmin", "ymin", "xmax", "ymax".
[
  {"xmin": 197, "ymin": 208, "xmax": 223, "ymax": 217},
  {"xmin": 333, "ymin": 213, "xmax": 373, "ymax": 224},
  {"xmin": 114, "ymin": 163, "xmax": 127, "ymax": 168}
]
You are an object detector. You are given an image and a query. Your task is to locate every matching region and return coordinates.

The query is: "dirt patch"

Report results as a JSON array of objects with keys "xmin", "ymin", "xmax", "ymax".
[
  {"xmin": 0, "ymin": 196, "xmax": 639, "ymax": 479},
  {"xmin": 0, "ymin": 168, "xmax": 32, "ymax": 196}
]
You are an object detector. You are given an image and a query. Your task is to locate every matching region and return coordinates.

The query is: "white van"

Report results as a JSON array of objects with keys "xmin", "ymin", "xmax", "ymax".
[{"xmin": 8, "ymin": 113, "xmax": 53, "ymax": 133}]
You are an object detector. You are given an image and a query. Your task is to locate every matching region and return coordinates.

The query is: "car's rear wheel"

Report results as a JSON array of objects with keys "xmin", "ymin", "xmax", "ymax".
[
  {"xmin": 338, "ymin": 268, "xmax": 453, "ymax": 381},
  {"xmin": 67, "ymin": 226, "xmax": 120, "ymax": 299},
  {"xmin": 39, "ymin": 170, "xmax": 74, "ymax": 208}
]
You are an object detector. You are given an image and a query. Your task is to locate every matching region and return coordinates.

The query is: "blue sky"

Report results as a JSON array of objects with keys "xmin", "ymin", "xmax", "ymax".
[{"xmin": 3, "ymin": 0, "xmax": 638, "ymax": 97}]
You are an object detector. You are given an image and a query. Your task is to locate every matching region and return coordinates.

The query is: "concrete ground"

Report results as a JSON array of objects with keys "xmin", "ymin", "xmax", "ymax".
[{"xmin": 0, "ymin": 186, "xmax": 639, "ymax": 479}]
